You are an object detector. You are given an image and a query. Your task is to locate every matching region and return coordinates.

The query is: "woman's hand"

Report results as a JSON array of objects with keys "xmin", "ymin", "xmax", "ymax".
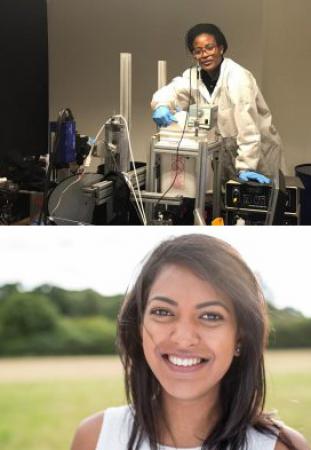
[
  {"xmin": 152, "ymin": 106, "xmax": 178, "ymax": 127},
  {"xmin": 239, "ymin": 170, "xmax": 271, "ymax": 184}
]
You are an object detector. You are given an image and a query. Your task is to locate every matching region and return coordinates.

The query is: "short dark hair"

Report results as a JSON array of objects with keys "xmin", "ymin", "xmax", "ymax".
[
  {"xmin": 118, "ymin": 234, "xmax": 295, "ymax": 450},
  {"xmin": 185, "ymin": 23, "xmax": 228, "ymax": 53}
]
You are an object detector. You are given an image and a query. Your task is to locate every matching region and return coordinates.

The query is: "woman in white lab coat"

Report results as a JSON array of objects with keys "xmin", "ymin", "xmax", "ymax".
[{"xmin": 151, "ymin": 23, "xmax": 285, "ymax": 183}]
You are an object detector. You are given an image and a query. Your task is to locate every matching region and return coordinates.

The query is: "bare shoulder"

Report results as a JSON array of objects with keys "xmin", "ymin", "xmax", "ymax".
[
  {"xmin": 70, "ymin": 411, "xmax": 105, "ymax": 450},
  {"xmin": 275, "ymin": 425, "xmax": 311, "ymax": 450}
]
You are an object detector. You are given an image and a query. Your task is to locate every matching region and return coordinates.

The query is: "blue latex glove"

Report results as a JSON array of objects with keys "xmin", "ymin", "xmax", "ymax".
[
  {"xmin": 239, "ymin": 170, "xmax": 271, "ymax": 184},
  {"xmin": 152, "ymin": 106, "xmax": 178, "ymax": 127}
]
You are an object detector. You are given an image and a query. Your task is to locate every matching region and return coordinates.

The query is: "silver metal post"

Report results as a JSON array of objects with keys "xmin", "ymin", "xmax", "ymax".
[
  {"xmin": 120, "ymin": 53, "xmax": 132, "ymax": 130},
  {"xmin": 212, "ymin": 141, "xmax": 224, "ymax": 219},
  {"xmin": 195, "ymin": 141, "xmax": 210, "ymax": 214},
  {"xmin": 158, "ymin": 60, "xmax": 167, "ymax": 89}
]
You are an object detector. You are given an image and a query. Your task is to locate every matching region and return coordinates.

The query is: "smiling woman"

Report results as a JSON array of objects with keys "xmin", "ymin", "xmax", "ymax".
[
  {"xmin": 142, "ymin": 265, "xmax": 238, "ymax": 411},
  {"xmin": 70, "ymin": 234, "xmax": 310, "ymax": 450},
  {"xmin": 151, "ymin": 23, "xmax": 285, "ymax": 184}
]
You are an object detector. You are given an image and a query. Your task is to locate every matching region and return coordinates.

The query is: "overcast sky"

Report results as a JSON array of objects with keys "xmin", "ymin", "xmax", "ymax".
[{"xmin": 0, "ymin": 227, "xmax": 310, "ymax": 317}]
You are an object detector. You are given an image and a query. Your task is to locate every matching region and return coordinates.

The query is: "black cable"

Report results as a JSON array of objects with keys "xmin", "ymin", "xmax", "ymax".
[{"xmin": 154, "ymin": 63, "xmax": 196, "ymax": 213}]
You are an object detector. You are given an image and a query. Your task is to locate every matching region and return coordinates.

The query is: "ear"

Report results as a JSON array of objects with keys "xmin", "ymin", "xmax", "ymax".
[
  {"xmin": 234, "ymin": 343, "xmax": 241, "ymax": 357},
  {"xmin": 220, "ymin": 45, "xmax": 224, "ymax": 55},
  {"xmin": 234, "ymin": 337, "xmax": 242, "ymax": 357}
]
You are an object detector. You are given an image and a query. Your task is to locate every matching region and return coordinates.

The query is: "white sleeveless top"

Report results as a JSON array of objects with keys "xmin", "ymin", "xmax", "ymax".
[{"xmin": 95, "ymin": 405, "xmax": 278, "ymax": 450}]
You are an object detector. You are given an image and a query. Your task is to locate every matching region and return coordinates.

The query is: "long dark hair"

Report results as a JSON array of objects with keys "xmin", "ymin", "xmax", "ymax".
[{"xmin": 117, "ymin": 234, "xmax": 294, "ymax": 450}]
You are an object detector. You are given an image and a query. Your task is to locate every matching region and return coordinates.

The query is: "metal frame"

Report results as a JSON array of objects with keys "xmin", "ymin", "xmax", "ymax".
[{"xmin": 146, "ymin": 134, "xmax": 223, "ymax": 223}]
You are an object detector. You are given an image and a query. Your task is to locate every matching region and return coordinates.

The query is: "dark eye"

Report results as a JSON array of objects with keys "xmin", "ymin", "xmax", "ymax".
[
  {"xmin": 150, "ymin": 308, "xmax": 173, "ymax": 317},
  {"xmin": 201, "ymin": 312, "xmax": 223, "ymax": 321}
]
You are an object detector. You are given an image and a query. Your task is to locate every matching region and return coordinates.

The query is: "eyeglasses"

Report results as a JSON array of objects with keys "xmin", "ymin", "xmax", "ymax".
[{"xmin": 192, "ymin": 43, "xmax": 218, "ymax": 58}]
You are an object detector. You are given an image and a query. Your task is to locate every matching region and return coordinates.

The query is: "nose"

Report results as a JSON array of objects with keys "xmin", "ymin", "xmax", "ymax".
[
  {"xmin": 170, "ymin": 319, "xmax": 200, "ymax": 348},
  {"xmin": 200, "ymin": 48, "xmax": 210, "ymax": 57}
]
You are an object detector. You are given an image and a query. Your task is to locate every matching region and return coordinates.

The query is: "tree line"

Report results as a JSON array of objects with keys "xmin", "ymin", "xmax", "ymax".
[{"xmin": 0, "ymin": 283, "xmax": 310, "ymax": 356}]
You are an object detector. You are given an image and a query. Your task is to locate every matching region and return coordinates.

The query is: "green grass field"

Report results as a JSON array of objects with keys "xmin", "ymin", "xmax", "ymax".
[
  {"xmin": 265, "ymin": 350, "xmax": 311, "ymax": 438},
  {"xmin": 0, "ymin": 350, "xmax": 310, "ymax": 450}
]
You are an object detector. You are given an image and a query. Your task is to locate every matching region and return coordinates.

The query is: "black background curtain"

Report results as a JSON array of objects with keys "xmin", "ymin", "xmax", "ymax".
[{"xmin": 0, "ymin": 0, "xmax": 49, "ymax": 159}]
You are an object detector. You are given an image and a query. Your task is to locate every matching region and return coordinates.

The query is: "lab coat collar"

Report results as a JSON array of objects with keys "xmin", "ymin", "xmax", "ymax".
[{"xmin": 197, "ymin": 57, "xmax": 229, "ymax": 103}]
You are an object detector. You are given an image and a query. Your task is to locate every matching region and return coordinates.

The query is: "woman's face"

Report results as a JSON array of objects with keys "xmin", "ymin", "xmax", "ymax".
[
  {"xmin": 142, "ymin": 264, "xmax": 238, "ymax": 404},
  {"xmin": 192, "ymin": 33, "xmax": 224, "ymax": 74}
]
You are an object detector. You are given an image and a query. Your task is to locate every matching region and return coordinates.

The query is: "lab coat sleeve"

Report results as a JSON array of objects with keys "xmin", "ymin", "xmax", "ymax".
[
  {"xmin": 151, "ymin": 74, "xmax": 193, "ymax": 111},
  {"xmin": 228, "ymin": 71, "xmax": 262, "ymax": 172}
]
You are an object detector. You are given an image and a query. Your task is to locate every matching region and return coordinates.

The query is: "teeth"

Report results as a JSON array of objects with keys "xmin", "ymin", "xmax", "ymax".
[{"xmin": 168, "ymin": 355, "xmax": 202, "ymax": 367}]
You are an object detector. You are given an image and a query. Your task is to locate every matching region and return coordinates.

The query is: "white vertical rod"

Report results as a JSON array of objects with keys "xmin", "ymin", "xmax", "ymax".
[
  {"xmin": 158, "ymin": 60, "xmax": 167, "ymax": 89},
  {"xmin": 120, "ymin": 53, "xmax": 132, "ymax": 130}
]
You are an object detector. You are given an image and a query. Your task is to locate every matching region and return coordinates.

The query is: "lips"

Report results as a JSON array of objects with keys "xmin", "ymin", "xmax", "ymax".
[
  {"xmin": 161, "ymin": 353, "xmax": 209, "ymax": 371},
  {"xmin": 168, "ymin": 355, "xmax": 202, "ymax": 367},
  {"xmin": 201, "ymin": 59, "xmax": 213, "ymax": 65}
]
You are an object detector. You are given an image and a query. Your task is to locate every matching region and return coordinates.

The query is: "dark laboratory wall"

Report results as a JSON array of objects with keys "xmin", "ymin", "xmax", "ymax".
[
  {"xmin": 47, "ymin": 0, "xmax": 263, "ymax": 162},
  {"xmin": 0, "ymin": 0, "xmax": 49, "ymax": 160}
]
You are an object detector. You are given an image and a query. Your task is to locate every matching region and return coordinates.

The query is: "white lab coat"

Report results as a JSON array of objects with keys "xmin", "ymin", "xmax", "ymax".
[{"xmin": 151, "ymin": 58, "xmax": 285, "ymax": 179}]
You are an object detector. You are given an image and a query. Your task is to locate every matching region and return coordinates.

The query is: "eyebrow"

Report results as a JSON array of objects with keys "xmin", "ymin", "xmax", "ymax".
[
  {"xmin": 148, "ymin": 296, "xmax": 230, "ymax": 312},
  {"xmin": 193, "ymin": 43, "xmax": 217, "ymax": 48}
]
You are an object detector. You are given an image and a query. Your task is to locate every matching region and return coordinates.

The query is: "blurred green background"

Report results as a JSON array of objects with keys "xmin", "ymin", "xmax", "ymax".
[{"xmin": 1, "ymin": 283, "xmax": 311, "ymax": 356}]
